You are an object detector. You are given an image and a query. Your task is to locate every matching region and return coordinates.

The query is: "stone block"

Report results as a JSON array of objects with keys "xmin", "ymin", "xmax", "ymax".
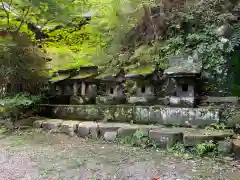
[
  {"xmin": 99, "ymin": 105, "xmax": 116, "ymax": 121},
  {"xmin": 117, "ymin": 126, "xmax": 138, "ymax": 138},
  {"xmin": 85, "ymin": 105, "xmax": 100, "ymax": 120},
  {"xmin": 127, "ymin": 96, "xmax": 156, "ymax": 104},
  {"xmin": 226, "ymin": 112, "xmax": 240, "ymax": 128},
  {"xmin": 98, "ymin": 122, "xmax": 130, "ymax": 136},
  {"xmin": 103, "ymin": 131, "xmax": 117, "ymax": 141},
  {"xmin": 59, "ymin": 120, "xmax": 80, "ymax": 136},
  {"xmin": 183, "ymin": 130, "xmax": 232, "ymax": 146},
  {"xmin": 77, "ymin": 121, "xmax": 98, "ymax": 139},
  {"xmin": 113, "ymin": 105, "xmax": 133, "ymax": 122},
  {"xmin": 134, "ymin": 106, "xmax": 150, "ymax": 123},
  {"xmin": 233, "ymin": 139, "xmax": 240, "ymax": 159},
  {"xmin": 217, "ymin": 139, "xmax": 233, "ymax": 155},
  {"xmin": 149, "ymin": 106, "xmax": 163, "ymax": 123},
  {"xmin": 96, "ymin": 96, "xmax": 125, "ymax": 105},
  {"xmin": 42, "ymin": 119, "xmax": 63, "ymax": 132},
  {"xmin": 149, "ymin": 129, "xmax": 183, "ymax": 148},
  {"xmin": 33, "ymin": 119, "xmax": 48, "ymax": 128},
  {"xmin": 160, "ymin": 107, "xmax": 220, "ymax": 127}
]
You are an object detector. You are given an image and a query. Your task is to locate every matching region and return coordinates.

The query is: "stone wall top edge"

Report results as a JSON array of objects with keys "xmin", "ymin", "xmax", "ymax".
[{"xmin": 39, "ymin": 104, "xmax": 221, "ymax": 110}]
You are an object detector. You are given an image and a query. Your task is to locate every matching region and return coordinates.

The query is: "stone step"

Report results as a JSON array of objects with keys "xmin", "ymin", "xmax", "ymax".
[{"xmin": 33, "ymin": 118, "xmax": 233, "ymax": 149}]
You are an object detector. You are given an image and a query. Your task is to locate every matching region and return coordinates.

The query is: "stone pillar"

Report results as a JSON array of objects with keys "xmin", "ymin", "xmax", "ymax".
[
  {"xmin": 81, "ymin": 82, "xmax": 86, "ymax": 95},
  {"xmin": 73, "ymin": 82, "xmax": 79, "ymax": 96}
]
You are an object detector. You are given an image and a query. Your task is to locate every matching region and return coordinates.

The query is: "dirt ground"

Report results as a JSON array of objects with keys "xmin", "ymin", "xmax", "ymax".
[{"xmin": 0, "ymin": 128, "xmax": 239, "ymax": 180}]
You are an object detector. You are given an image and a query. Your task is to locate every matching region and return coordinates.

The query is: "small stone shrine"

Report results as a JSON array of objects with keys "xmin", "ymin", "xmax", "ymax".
[
  {"xmin": 69, "ymin": 66, "xmax": 98, "ymax": 104},
  {"xmin": 124, "ymin": 66, "xmax": 160, "ymax": 104},
  {"xmin": 95, "ymin": 69, "xmax": 126, "ymax": 104},
  {"xmin": 164, "ymin": 54, "xmax": 202, "ymax": 107}
]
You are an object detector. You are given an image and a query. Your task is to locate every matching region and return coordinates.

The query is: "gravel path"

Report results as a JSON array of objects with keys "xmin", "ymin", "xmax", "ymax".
[{"xmin": 0, "ymin": 129, "xmax": 239, "ymax": 180}]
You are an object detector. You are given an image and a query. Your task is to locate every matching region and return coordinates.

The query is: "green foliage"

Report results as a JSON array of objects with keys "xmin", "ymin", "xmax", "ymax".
[
  {"xmin": 3, "ymin": 92, "xmax": 41, "ymax": 128},
  {"xmin": 205, "ymin": 123, "xmax": 227, "ymax": 131},
  {"xmin": 117, "ymin": 130, "xmax": 156, "ymax": 149},
  {"xmin": 195, "ymin": 140, "xmax": 217, "ymax": 156}
]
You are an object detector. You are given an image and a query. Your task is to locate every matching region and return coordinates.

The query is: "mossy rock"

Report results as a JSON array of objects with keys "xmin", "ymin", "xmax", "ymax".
[{"xmin": 226, "ymin": 112, "xmax": 240, "ymax": 128}]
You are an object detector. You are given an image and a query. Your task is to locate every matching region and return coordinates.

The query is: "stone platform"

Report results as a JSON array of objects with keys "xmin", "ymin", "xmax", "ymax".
[
  {"xmin": 38, "ymin": 104, "xmax": 221, "ymax": 128},
  {"xmin": 33, "ymin": 118, "xmax": 233, "ymax": 149}
]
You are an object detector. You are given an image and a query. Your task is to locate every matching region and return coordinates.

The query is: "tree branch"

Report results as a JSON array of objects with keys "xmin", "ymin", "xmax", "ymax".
[
  {"xmin": 1, "ymin": 0, "xmax": 12, "ymax": 29},
  {"xmin": 16, "ymin": 6, "xmax": 30, "ymax": 32}
]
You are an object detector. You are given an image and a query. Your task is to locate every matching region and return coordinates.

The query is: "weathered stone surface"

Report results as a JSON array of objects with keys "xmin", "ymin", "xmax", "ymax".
[
  {"xmin": 160, "ymin": 107, "xmax": 220, "ymax": 127},
  {"xmin": 99, "ymin": 105, "xmax": 115, "ymax": 121},
  {"xmin": 77, "ymin": 121, "xmax": 98, "ymax": 139},
  {"xmin": 103, "ymin": 131, "xmax": 117, "ymax": 141},
  {"xmin": 233, "ymin": 139, "xmax": 240, "ymax": 159},
  {"xmin": 117, "ymin": 124, "xmax": 162, "ymax": 138},
  {"xmin": 217, "ymin": 139, "xmax": 233, "ymax": 155},
  {"xmin": 149, "ymin": 129, "xmax": 183, "ymax": 148},
  {"xmin": 98, "ymin": 122, "xmax": 130, "ymax": 136},
  {"xmin": 42, "ymin": 119, "xmax": 63, "ymax": 132},
  {"xmin": 134, "ymin": 106, "xmax": 150, "ymax": 123},
  {"xmin": 117, "ymin": 126, "xmax": 137, "ymax": 138},
  {"xmin": 226, "ymin": 112, "xmax": 240, "ymax": 128},
  {"xmin": 59, "ymin": 120, "xmax": 80, "ymax": 136},
  {"xmin": 52, "ymin": 105, "xmax": 100, "ymax": 120},
  {"xmin": 33, "ymin": 119, "xmax": 48, "ymax": 128},
  {"xmin": 167, "ymin": 96, "xmax": 195, "ymax": 108},
  {"xmin": 183, "ymin": 130, "xmax": 232, "ymax": 146},
  {"xmin": 39, "ymin": 104, "xmax": 221, "ymax": 127},
  {"xmin": 127, "ymin": 96, "xmax": 156, "ymax": 104},
  {"xmin": 113, "ymin": 105, "xmax": 133, "ymax": 122},
  {"xmin": 96, "ymin": 96, "xmax": 125, "ymax": 105}
]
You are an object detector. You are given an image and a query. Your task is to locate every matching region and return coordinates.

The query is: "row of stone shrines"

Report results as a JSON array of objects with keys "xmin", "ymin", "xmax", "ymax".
[{"xmin": 47, "ymin": 54, "xmax": 202, "ymax": 107}]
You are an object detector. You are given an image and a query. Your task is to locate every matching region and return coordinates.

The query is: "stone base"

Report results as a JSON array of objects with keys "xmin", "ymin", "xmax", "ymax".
[
  {"xmin": 149, "ymin": 129, "xmax": 183, "ymax": 148},
  {"xmin": 233, "ymin": 139, "xmax": 240, "ymax": 159},
  {"xmin": 127, "ymin": 96, "xmax": 156, "ymax": 104},
  {"xmin": 70, "ymin": 95, "xmax": 95, "ymax": 105},
  {"xmin": 183, "ymin": 130, "xmax": 233, "ymax": 146},
  {"xmin": 39, "ymin": 104, "xmax": 221, "ymax": 128},
  {"xmin": 96, "ymin": 96, "xmax": 126, "ymax": 105},
  {"xmin": 42, "ymin": 119, "xmax": 63, "ymax": 132},
  {"xmin": 165, "ymin": 96, "xmax": 195, "ymax": 108}
]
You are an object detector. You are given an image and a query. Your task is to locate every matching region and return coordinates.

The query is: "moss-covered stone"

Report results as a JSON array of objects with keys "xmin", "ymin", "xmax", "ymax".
[
  {"xmin": 149, "ymin": 106, "xmax": 163, "ymax": 123},
  {"xmin": 233, "ymin": 139, "xmax": 240, "ymax": 159},
  {"xmin": 98, "ymin": 122, "xmax": 130, "ymax": 136},
  {"xmin": 59, "ymin": 120, "xmax": 80, "ymax": 136},
  {"xmin": 99, "ymin": 105, "xmax": 115, "ymax": 121},
  {"xmin": 39, "ymin": 105, "xmax": 221, "ymax": 127},
  {"xmin": 77, "ymin": 121, "xmax": 98, "ymax": 139},
  {"xmin": 96, "ymin": 96, "xmax": 125, "ymax": 105},
  {"xmin": 149, "ymin": 128, "xmax": 183, "ymax": 148},
  {"xmin": 113, "ymin": 105, "xmax": 133, "ymax": 122},
  {"xmin": 42, "ymin": 119, "xmax": 63, "ymax": 132},
  {"xmin": 33, "ymin": 119, "xmax": 48, "ymax": 128},
  {"xmin": 226, "ymin": 112, "xmax": 240, "ymax": 128},
  {"xmin": 134, "ymin": 106, "xmax": 150, "ymax": 123},
  {"xmin": 183, "ymin": 129, "xmax": 233, "ymax": 146},
  {"xmin": 160, "ymin": 107, "xmax": 220, "ymax": 127}
]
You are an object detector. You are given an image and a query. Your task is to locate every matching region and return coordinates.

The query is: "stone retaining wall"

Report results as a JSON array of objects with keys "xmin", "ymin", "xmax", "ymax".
[
  {"xmin": 33, "ymin": 118, "xmax": 233, "ymax": 150},
  {"xmin": 38, "ymin": 104, "xmax": 221, "ymax": 127}
]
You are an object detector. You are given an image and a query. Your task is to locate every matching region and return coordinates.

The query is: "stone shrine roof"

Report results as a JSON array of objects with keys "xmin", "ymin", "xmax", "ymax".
[
  {"xmin": 49, "ymin": 73, "xmax": 70, "ymax": 83},
  {"xmin": 70, "ymin": 72, "xmax": 96, "ymax": 80},
  {"xmin": 125, "ymin": 66, "xmax": 155, "ymax": 78},
  {"xmin": 164, "ymin": 54, "xmax": 202, "ymax": 77}
]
